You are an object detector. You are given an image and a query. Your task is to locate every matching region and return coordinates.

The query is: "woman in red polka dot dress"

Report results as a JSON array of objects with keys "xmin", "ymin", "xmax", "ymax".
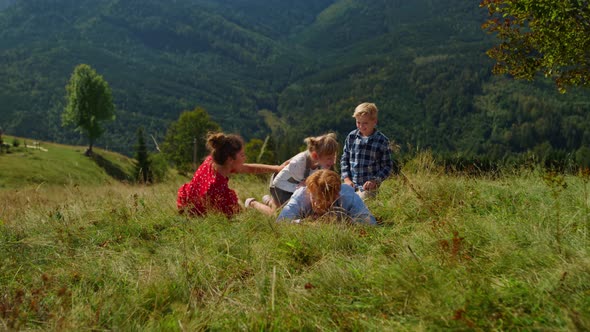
[{"xmin": 177, "ymin": 132, "xmax": 283, "ymax": 218}]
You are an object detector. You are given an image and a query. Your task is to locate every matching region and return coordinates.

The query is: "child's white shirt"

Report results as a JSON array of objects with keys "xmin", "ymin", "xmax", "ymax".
[{"xmin": 272, "ymin": 151, "xmax": 318, "ymax": 193}]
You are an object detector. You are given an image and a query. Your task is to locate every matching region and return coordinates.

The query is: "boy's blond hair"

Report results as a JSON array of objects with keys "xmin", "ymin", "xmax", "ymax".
[{"xmin": 352, "ymin": 102, "xmax": 378, "ymax": 120}]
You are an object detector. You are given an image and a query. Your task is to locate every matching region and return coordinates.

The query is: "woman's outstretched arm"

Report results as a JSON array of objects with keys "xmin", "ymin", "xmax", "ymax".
[{"xmin": 235, "ymin": 159, "xmax": 289, "ymax": 174}]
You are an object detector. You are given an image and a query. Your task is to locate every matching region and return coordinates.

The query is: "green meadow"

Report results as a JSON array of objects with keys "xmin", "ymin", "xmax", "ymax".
[
  {"xmin": 0, "ymin": 142, "xmax": 589, "ymax": 330},
  {"xmin": 0, "ymin": 136, "xmax": 136, "ymax": 189}
]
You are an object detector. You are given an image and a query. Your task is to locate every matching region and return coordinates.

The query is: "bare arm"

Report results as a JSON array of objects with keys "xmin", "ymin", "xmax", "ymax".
[{"xmin": 235, "ymin": 162, "xmax": 286, "ymax": 174}]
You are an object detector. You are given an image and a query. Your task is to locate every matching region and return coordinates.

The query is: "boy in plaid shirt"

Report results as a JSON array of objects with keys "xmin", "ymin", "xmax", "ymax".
[{"xmin": 340, "ymin": 102, "xmax": 393, "ymax": 200}]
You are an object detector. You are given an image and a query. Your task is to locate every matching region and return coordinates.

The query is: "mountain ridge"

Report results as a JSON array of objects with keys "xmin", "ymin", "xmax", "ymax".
[{"xmin": 1, "ymin": 0, "xmax": 589, "ymax": 165}]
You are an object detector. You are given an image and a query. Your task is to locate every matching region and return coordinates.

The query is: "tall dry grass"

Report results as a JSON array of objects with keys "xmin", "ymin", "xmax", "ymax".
[{"xmin": 1, "ymin": 153, "xmax": 589, "ymax": 330}]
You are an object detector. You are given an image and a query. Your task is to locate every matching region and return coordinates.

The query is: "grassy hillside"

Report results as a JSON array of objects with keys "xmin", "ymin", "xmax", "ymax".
[
  {"xmin": 1, "ymin": 153, "xmax": 589, "ymax": 330},
  {"xmin": 0, "ymin": 135, "xmax": 136, "ymax": 189}
]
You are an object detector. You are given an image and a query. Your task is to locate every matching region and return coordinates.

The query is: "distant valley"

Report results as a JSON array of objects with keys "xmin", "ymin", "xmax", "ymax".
[{"xmin": 1, "ymin": 0, "xmax": 589, "ymax": 165}]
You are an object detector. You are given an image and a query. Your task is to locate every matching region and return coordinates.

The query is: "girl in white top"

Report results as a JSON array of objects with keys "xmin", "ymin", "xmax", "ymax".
[{"xmin": 246, "ymin": 133, "xmax": 339, "ymax": 216}]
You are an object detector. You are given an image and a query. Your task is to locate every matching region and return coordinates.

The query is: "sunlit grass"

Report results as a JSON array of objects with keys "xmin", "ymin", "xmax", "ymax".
[
  {"xmin": 1, "ymin": 153, "xmax": 589, "ymax": 330},
  {"xmin": 0, "ymin": 135, "xmax": 135, "ymax": 189}
]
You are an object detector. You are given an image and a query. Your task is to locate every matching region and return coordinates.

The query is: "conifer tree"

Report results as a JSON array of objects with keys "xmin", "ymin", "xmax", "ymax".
[{"xmin": 135, "ymin": 127, "xmax": 152, "ymax": 183}]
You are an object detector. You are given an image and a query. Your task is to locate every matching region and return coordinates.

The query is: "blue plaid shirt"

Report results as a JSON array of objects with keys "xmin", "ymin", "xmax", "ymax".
[{"xmin": 340, "ymin": 129, "xmax": 393, "ymax": 187}]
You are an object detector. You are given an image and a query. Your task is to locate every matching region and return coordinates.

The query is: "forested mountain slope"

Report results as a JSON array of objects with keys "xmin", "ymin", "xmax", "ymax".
[
  {"xmin": 0, "ymin": 0, "xmax": 14, "ymax": 10},
  {"xmin": 1, "ymin": 0, "xmax": 589, "ymax": 164},
  {"xmin": 0, "ymin": 0, "xmax": 308, "ymax": 149}
]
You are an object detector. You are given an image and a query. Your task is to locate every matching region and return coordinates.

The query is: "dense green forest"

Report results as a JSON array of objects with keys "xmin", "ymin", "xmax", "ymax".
[{"xmin": 1, "ymin": 0, "xmax": 589, "ymax": 166}]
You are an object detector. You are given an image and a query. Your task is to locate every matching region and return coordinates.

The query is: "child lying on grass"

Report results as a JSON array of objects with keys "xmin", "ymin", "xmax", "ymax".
[{"xmin": 276, "ymin": 169, "xmax": 376, "ymax": 225}]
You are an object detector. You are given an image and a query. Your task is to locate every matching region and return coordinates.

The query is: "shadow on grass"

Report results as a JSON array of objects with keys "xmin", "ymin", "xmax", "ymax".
[{"xmin": 91, "ymin": 152, "xmax": 133, "ymax": 182}]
